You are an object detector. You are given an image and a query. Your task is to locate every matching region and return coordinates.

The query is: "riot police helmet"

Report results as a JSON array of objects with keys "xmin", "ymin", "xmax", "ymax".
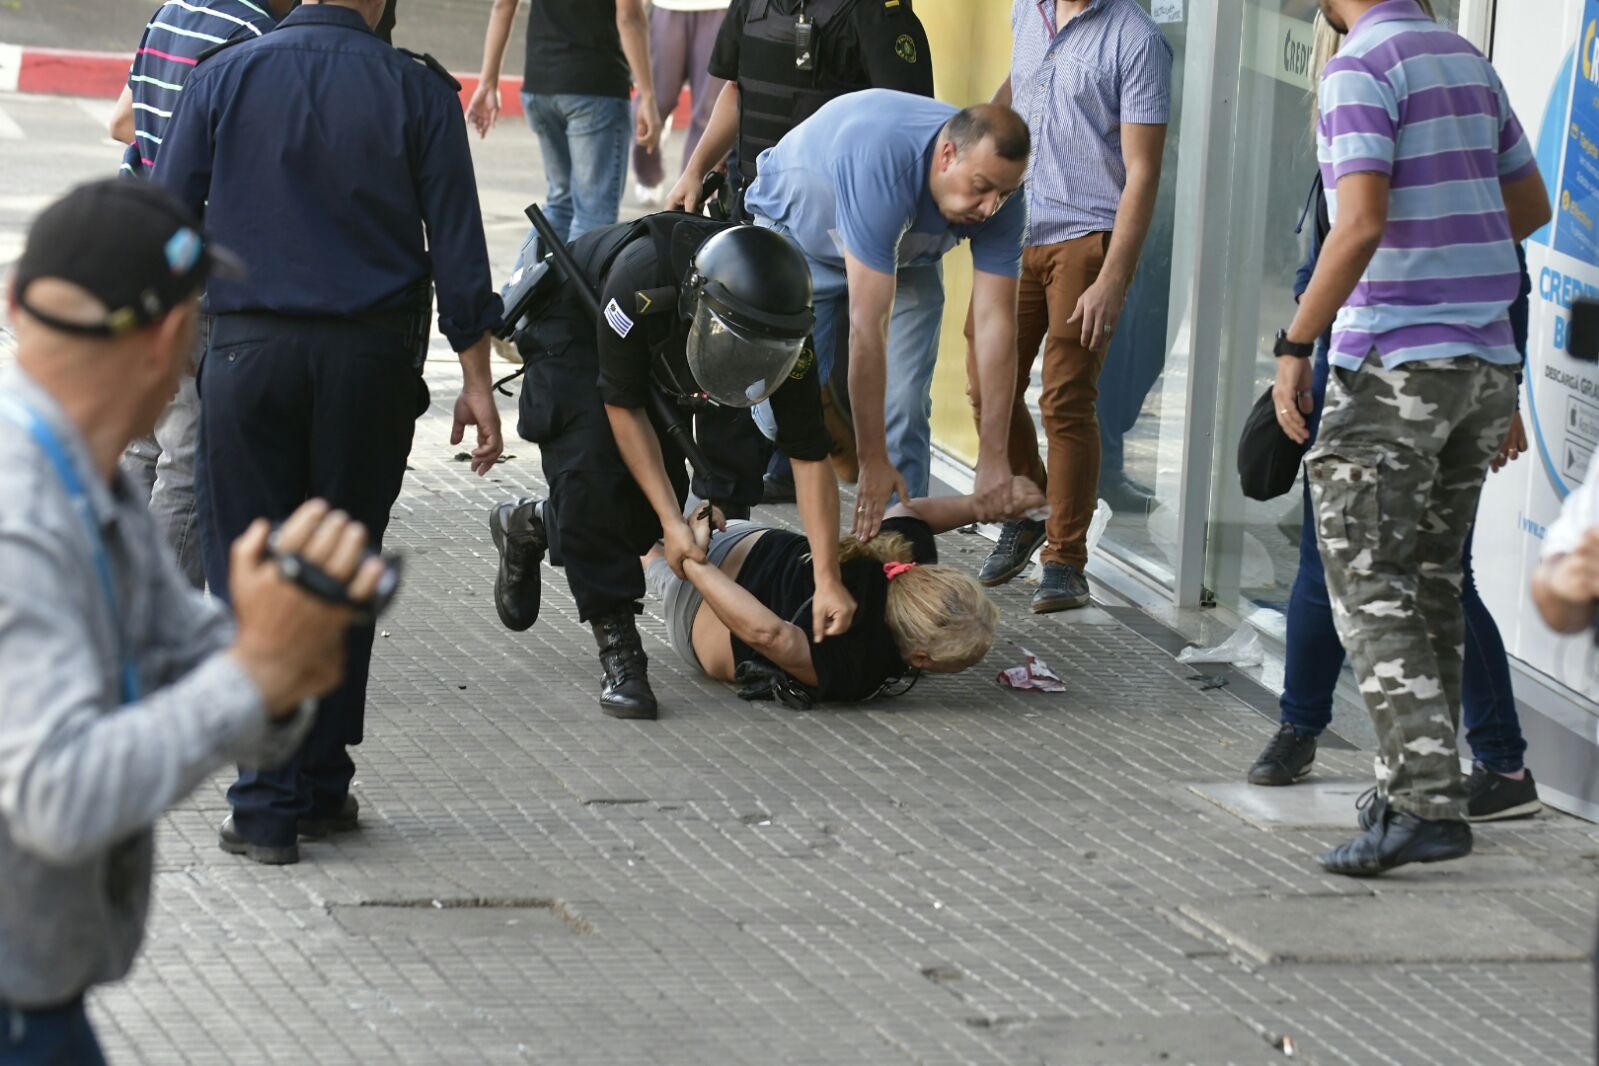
[{"xmin": 680, "ymin": 225, "xmax": 815, "ymax": 408}]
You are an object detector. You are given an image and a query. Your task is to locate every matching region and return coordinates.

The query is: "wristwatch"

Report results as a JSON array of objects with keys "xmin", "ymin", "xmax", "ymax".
[{"xmin": 1273, "ymin": 329, "xmax": 1314, "ymax": 358}]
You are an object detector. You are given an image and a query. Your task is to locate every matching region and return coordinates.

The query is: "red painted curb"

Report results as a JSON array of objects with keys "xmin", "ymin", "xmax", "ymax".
[
  {"xmin": 4, "ymin": 42, "xmax": 695, "ymax": 130},
  {"xmin": 15, "ymin": 47, "xmax": 132, "ymax": 99}
]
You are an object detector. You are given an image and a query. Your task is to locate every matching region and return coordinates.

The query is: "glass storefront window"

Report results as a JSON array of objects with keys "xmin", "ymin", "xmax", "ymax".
[
  {"xmin": 1196, "ymin": 0, "xmax": 1461, "ymax": 636},
  {"xmin": 1015, "ymin": 3, "xmax": 1192, "ymax": 588}
]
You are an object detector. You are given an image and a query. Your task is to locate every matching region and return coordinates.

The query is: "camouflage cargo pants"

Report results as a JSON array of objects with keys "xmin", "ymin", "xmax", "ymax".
[{"xmin": 1306, "ymin": 357, "xmax": 1515, "ymax": 822}]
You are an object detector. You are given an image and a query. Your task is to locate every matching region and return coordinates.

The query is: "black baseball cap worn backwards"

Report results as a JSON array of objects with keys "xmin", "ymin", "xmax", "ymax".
[{"xmin": 12, "ymin": 178, "xmax": 243, "ymax": 338}]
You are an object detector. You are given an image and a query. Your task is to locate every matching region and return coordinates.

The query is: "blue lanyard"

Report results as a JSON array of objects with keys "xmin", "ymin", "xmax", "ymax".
[{"xmin": 0, "ymin": 393, "xmax": 142, "ymax": 705}]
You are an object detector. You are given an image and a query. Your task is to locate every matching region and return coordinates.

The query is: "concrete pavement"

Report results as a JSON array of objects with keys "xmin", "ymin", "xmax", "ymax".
[{"xmin": 1, "ymin": 90, "xmax": 1597, "ymax": 1066}]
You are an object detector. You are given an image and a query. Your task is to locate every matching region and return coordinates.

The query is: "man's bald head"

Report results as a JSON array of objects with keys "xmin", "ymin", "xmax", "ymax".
[
  {"xmin": 943, "ymin": 104, "xmax": 1030, "ymax": 164},
  {"xmin": 930, "ymin": 104, "xmax": 1029, "ymax": 226}
]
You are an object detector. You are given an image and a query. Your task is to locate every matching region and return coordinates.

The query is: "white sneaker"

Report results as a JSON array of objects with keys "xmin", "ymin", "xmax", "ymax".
[{"xmin": 634, "ymin": 181, "xmax": 664, "ymax": 207}]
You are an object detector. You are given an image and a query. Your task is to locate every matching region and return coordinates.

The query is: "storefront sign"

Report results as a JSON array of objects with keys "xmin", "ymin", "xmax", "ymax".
[
  {"xmin": 1477, "ymin": 0, "xmax": 1599, "ymax": 699},
  {"xmin": 1243, "ymin": 2, "xmax": 1318, "ymax": 92}
]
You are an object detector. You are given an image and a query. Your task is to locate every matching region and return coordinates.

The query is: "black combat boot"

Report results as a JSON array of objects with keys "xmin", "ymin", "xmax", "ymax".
[
  {"xmin": 591, "ymin": 609, "xmax": 658, "ymax": 719},
  {"xmin": 488, "ymin": 498, "xmax": 546, "ymax": 631}
]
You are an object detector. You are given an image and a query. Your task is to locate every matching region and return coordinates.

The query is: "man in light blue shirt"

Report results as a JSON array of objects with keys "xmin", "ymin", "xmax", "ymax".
[{"xmin": 745, "ymin": 89, "xmax": 1029, "ymax": 538}]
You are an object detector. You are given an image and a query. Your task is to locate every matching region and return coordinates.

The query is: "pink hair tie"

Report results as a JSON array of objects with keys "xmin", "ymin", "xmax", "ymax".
[{"xmin": 883, "ymin": 561, "xmax": 918, "ymax": 581}]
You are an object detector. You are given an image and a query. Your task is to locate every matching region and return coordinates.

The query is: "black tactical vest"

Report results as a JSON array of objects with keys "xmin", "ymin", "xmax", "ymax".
[{"xmin": 735, "ymin": 0, "xmax": 858, "ymax": 184}]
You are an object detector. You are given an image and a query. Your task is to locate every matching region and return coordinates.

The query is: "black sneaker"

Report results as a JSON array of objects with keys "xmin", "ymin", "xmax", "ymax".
[
  {"xmin": 978, "ymin": 518, "xmax": 1046, "ymax": 587},
  {"xmin": 1099, "ymin": 472, "xmax": 1155, "ymax": 516},
  {"xmin": 1032, "ymin": 561, "xmax": 1090, "ymax": 613},
  {"xmin": 1466, "ymin": 764, "xmax": 1542, "ymax": 822},
  {"xmin": 1247, "ymin": 724, "xmax": 1317, "ymax": 786},
  {"xmin": 488, "ymin": 498, "xmax": 546, "ymax": 632}
]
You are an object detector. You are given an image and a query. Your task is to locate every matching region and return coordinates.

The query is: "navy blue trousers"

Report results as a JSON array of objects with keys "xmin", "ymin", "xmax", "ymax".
[
  {"xmin": 1280, "ymin": 347, "xmax": 1527, "ymax": 772},
  {"xmin": 0, "ymin": 1000, "xmax": 106, "ymax": 1066},
  {"xmin": 197, "ymin": 313, "xmax": 421, "ymax": 846}
]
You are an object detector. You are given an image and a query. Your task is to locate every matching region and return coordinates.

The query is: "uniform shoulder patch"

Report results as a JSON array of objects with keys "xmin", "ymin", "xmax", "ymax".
[
  {"xmin": 894, "ymin": 33, "xmax": 918, "ymax": 64},
  {"xmin": 604, "ymin": 298, "xmax": 636, "ymax": 339},
  {"xmin": 397, "ymin": 48, "xmax": 462, "ymax": 92},
  {"xmin": 789, "ymin": 340, "xmax": 816, "ymax": 381}
]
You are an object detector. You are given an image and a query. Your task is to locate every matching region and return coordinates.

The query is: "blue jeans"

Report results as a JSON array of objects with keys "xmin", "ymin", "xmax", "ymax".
[
  {"xmin": 763, "ymin": 251, "xmax": 945, "ymax": 497},
  {"xmin": 1280, "ymin": 344, "xmax": 1527, "ymax": 773},
  {"xmin": 522, "ymin": 93, "xmax": 629, "ymax": 246},
  {"xmin": 0, "ymin": 1000, "xmax": 107, "ymax": 1066}
]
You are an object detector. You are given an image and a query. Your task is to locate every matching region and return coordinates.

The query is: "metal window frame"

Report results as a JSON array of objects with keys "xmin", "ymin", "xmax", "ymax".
[
  {"xmin": 1168, "ymin": 0, "xmax": 1246, "ymax": 607},
  {"xmin": 1457, "ymin": 0, "xmax": 1496, "ymax": 52}
]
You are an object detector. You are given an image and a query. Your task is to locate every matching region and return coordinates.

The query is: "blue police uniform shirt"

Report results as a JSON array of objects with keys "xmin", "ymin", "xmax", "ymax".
[
  {"xmin": 743, "ymin": 89, "xmax": 1026, "ymax": 278},
  {"xmin": 152, "ymin": 4, "xmax": 500, "ymax": 351}
]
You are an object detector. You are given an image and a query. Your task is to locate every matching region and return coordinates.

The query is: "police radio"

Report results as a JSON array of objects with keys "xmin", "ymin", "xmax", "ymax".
[{"xmin": 794, "ymin": 2, "xmax": 815, "ymax": 71}]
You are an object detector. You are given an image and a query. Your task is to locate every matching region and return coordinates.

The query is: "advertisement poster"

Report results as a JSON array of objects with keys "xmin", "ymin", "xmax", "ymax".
[{"xmin": 1477, "ymin": 0, "xmax": 1599, "ymax": 699}]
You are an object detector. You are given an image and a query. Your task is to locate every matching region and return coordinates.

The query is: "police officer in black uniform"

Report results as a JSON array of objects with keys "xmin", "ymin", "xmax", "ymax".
[
  {"xmin": 488, "ymin": 214, "xmax": 857, "ymax": 720},
  {"xmin": 665, "ymin": 0, "xmax": 935, "ymax": 216},
  {"xmin": 153, "ymin": 0, "xmax": 503, "ymax": 864},
  {"xmin": 663, "ymin": 0, "xmax": 935, "ymax": 499}
]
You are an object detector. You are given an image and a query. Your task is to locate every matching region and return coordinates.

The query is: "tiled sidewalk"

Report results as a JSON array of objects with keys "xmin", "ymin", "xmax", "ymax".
[{"xmin": 81, "ymin": 356, "xmax": 1599, "ymax": 1066}]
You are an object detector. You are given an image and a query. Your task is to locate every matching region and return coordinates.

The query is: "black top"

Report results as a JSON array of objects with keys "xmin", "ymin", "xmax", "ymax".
[
  {"xmin": 731, "ymin": 516, "xmax": 937, "ymax": 702},
  {"xmin": 525, "ymin": 0, "xmax": 630, "ymax": 98},
  {"xmin": 709, "ymin": 0, "xmax": 932, "ymax": 92},
  {"xmin": 594, "ymin": 235, "xmax": 833, "ymax": 463}
]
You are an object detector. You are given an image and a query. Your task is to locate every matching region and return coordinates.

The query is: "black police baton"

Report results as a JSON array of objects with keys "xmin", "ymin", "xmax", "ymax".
[{"xmin": 523, "ymin": 203, "xmax": 716, "ymax": 482}]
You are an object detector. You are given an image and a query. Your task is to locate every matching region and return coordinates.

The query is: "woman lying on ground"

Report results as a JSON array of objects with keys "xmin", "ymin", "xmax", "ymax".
[{"xmin": 644, "ymin": 478, "xmax": 1047, "ymax": 705}]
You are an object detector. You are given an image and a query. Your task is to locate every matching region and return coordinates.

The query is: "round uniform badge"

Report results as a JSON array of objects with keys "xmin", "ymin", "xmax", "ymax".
[
  {"xmin": 895, "ymin": 34, "xmax": 918, "ymax": 63},
  {"xmin": 789, "ymin": 341, "xmax": 816, "ymax": 381}
]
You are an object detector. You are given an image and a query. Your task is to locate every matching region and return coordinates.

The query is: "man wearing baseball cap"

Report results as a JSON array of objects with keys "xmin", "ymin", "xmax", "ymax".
[{"xmin": 0, "ymin": 179, "xmax": 382, "ymax": 1062}]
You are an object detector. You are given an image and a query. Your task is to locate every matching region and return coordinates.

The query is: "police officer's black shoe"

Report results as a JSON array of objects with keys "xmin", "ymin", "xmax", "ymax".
[
  {"xmin": 488, "ymin": 498, "xmax": 546, "ymax": 632},
  {"xmin": 219, "ymin": 815, "xmax": 299, "ymax": 865},
  {"xmin": 1320, "ymin": 804, "xmax": 1472, "ymax": 877},
  {"xmin": 592, "ymin": 610, "xmax": 658, "ymax": 720},
  {"xmin": 299, "ymin": 794, "xmax": 359, "ymax": 839}
]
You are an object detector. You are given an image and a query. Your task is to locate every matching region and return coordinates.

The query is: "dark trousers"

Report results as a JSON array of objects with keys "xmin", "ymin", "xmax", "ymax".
[
  {"xmin": 515, "ymin": 313, "xmax": 765, "ymax": 623},
  {"xmin": 197, "ymin": 313, "xmax": 421, "ymax": 846},
  {"xmin": 1279, "ymin": 344, "xmax": 1527, "ymax": 773},
  {"xmin": 0, "ymin": 999, "xmax": 106, "ymax": 1066}
]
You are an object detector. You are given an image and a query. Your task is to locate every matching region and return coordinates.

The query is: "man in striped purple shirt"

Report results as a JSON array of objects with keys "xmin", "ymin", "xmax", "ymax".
[
  {"xmin": 1273, "ymin": 0, "xmax": 1551, "ymax": 876},
  {"xmin": 106, "ymin": 0, "xmax": 288, "ymax": 589}
]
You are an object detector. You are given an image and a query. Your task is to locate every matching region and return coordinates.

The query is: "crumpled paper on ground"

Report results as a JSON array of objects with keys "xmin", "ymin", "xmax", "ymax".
[
  {"xmin": 1175, "ymin": 625, "xmax": 1264, "ymax": 667},
  {"xmin": 997, "ymin": 648, "xmax": 1069, "ymax": 692}
]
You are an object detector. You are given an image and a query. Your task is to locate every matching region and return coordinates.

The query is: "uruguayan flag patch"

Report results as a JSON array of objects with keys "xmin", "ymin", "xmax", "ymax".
[{"xmin": 604, "ymin": 298, "xmax": 635, "ymax": 338}]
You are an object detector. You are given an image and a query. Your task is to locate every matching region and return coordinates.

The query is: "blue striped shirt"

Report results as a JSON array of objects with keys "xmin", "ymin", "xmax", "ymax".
[
  {"xmin": 1318, "ymin": 0, "xmax": 1536, "ymax": 370},
  {"xmin": 1008, "ymin": 0, "xmax": 1172, "ymax": 247},
  {"xmin": 120, "ymin": 0, "xmax": 277, "ymax": 178}
]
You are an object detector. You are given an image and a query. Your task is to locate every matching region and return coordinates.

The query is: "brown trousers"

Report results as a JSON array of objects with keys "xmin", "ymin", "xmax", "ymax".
[
  {"xmin": 966, "ymin": 233, "xmax": 1112, "ymax": 569},
  {"xmin": 959, "ymin": 230, "xmax": 1112, "ymax": 572}
]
